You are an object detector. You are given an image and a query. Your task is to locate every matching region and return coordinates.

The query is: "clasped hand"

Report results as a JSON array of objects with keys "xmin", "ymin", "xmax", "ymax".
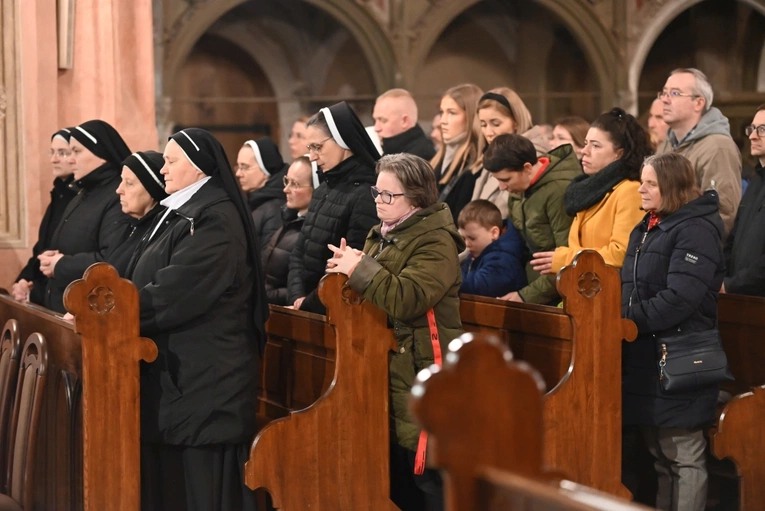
[
  {"xmin": 326, "ymin": 238, "xmax": 363, "ymax": 277},
  {"xmin": 38, "ymin": 250, "xmax": 64, "ymax": 277}
]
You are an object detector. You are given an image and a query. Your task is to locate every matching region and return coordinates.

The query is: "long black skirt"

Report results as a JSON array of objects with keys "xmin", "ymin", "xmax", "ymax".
[{"xmin": 141, "ymin": 443, "xmax": 258, "ymax": 511}]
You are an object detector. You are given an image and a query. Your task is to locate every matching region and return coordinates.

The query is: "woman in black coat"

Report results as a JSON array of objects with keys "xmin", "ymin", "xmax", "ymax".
[
  {"xmin": 128, "ymin": 129, "xmax": 267, "ymax": 511},
  {"xmin": 108, "ymin": 151, "xmax": 168, "ymax": 276},
  {"xmin": 287, "ymin": 101, "xmax": 380, "ymax": 313},
  {"xmin": 11, "ymin": 128, "xmax": 77, "ymax": 305},
  {"xmin": 38, "ymin": 120, "xmax": 132, "ymax": 313},
  {"xmin": 621, "ymin": 153, "xmax": 725, "ymax": 511},
  {"xmin": 262, "ymin": 156, "xmax": 317, "ymax": 305},
  {"xmin": 235, "ymin": 136, "xmax": 288, "ymax": 249}
]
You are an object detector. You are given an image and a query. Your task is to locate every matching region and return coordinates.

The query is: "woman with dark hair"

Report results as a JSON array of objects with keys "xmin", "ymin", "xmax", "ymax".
[
  {"xmin": 235, "ymin": 136, "xmax": 289, "ymax": 248},
  {"xmin": 108, "ymin": 151, "xmax": 168, "ymax": 276},
  {"xmin": 128, "ymin": 128, "xmax": 268, "ymax": 511},
  {"xmin": 327, "ymin": 153, "xmax": 464, "ymax": 511},
  {"xmin": 287, "ymin": 101, "xmax": 379, "ymax": 313},
  {"xmin": 38, "ymin": 119, "xmax": 132, "ymax": 313},
  {"xmin": 621, "ymin": 152, "xmax": 724, "ymax": 511},
  {"xmin": 531, "ymin": 107, "xmax": 651, "ymax": 275},
  {"xmin": 11, "ymin": 128, "xmax": 78, "ymax": 304}
]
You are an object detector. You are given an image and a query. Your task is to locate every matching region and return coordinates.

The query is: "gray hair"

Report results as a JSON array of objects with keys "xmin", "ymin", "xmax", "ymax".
[
  {"xmin": 376, "ymin": 153, "xmax": 438, "ymax": 208},
  {"xmin": 670, "ymin": 68, "xmax": 713, "ymax": 113}
]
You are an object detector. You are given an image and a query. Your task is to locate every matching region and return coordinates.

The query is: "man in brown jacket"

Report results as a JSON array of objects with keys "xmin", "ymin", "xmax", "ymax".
[{"xmin": 657, "ymin": 68, "xmax": 741, "ymax": 237}]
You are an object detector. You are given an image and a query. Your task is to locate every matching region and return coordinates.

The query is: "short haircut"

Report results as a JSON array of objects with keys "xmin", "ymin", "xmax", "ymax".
[
  {"xmin": 591, "ymin": 107, "xmax": 653, "ymax": 180},
  {"xmin": 756, "ymin": 103, "xmax": 765, "ymax": 115},
  {"xmin": 458, "ymin": 200, "xmax": 503, "ymax": 230},
  {"xmin": 643, "ymin": 153, "xmax": 700, "ymax": 217},
  {"xmin": 376, "ymin": 88, "xmax": 418, "ymax": 125},
  {"xmin": 483, "ymin": 133, "xmax": 538, "ymax": 173},
  {"xmin": 670, "ymin": 68, "xmax": 714, "ymax": 113},
  {"xmin": 376, "ymin": 153, "xmax": 438, "ymax": 208},
  {"xmin": 553, "ymin": 116, "xmax": 589, "ymax": 149}
]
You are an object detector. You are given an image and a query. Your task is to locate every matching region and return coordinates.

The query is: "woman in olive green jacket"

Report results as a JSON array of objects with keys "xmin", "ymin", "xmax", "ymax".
[{"xmin": 327, "ymin": 153, "xmax": 464, "ymax": 511}]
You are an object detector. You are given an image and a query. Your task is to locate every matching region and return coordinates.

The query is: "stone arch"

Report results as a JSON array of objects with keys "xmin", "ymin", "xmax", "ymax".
[
  {"xmin": 628, "ymin": 0, "xmax": 765, "ymax": 100},
  {"xmin": 409, "ymin": 0, "xmax": 622, "ymax": 110},
  {"xmin": 163, "ymin": 0, "xmax": 397, "ymax": 97}
]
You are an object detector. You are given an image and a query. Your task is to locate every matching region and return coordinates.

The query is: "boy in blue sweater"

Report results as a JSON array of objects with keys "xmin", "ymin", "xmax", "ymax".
[{"xmin": 458, "ymin": 200, "xmax": 527, "ymax": 298}]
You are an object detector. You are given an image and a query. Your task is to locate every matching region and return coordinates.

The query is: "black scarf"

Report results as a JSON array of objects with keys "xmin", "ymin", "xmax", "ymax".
[
  {"xmin": 323, "ymin": 101, "xmax": 381, "ymax": 169},
  {"xmin": 69, "ymin": 120, "xmax": 132, "ymax": 166},
  {"xmin": 563, "ymin": 159, "xmax": 636, "ymax": 216}
]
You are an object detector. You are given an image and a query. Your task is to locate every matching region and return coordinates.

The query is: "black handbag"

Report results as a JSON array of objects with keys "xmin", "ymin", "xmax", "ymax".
[{"xmin": 631, "ymin": 231, "xmax": 734, "ymax": 394}]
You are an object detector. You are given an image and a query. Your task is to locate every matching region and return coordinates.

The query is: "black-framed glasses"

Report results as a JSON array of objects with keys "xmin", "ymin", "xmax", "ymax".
[
  {"xmin": 657, "ymin": 90, "xmax": 698, "ymax": 100},
  {"xmin": 371, "ymin": 186, "xmax": 406, "ymax": 204},
  {"xmin": 282, "ymin": 176, "xmax": 309, "ymax": 190},
  {"xmin": 745, "ymin": 125, "xmax": 765, "ymax": 138},
  {"xmin": 48, "ymin": 149, "xmax": 71, "ymax": 158},
  {"xmin": 306, "ymin": 137, "xmax": 333, "ymax": 154}
]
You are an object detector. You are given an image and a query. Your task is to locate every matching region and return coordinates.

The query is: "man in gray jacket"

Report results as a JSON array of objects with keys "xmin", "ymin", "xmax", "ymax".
[{"xmin": 657, "ymin": 68, "xmax": 741, "ymax": 236}]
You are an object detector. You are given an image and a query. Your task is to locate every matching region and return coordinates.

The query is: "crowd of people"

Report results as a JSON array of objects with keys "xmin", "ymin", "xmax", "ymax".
[{"xmin": 6, "ymin": 66, "xmax": 765, "ymax": 511}]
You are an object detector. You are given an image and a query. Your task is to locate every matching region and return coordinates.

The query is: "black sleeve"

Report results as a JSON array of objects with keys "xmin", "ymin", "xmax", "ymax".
[
  {"xmin": 16, "ymin": 202, "xmax": 55, "ymax": 283},
  {"xmin": 344, "ymin": 189, "xmax": 378, "ymax": 250},
  {"xmin": 287, "ymin": 231, "xmax": 307, "ymax": 304}
]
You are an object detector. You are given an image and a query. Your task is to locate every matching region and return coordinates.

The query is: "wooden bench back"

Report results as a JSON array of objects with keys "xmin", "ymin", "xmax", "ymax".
[
  {"xmin": 245, "ymin": 274, "xmax": 398, "ymax": 510},
  {"xmin": 411, "ymin": 331, "xmax": 650, "ymax": 511}
]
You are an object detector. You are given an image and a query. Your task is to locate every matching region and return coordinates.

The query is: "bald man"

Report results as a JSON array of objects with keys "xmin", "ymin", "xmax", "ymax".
[{"xmin": 373, "ymin": 89, "xmax": 436, "ymax": 160}]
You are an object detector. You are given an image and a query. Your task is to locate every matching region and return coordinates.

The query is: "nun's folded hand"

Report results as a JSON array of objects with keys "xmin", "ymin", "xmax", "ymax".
[
  {"xmin": 38, "ymin": 250, "xmax": 64, "ymax": 277},
  {"xmin": 327, "ymin": 238, "xmax": 362, "ymax": 277}
]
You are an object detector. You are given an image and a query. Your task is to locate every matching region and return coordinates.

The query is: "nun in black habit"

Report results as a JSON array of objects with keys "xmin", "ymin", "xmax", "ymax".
[
  {"xmin": 38, "ymin": 120, "xmax": 132, "ymax": 313},
  {"xmin": 12, "ymin": 128, "xmax": 78, "ymax": 305},
  {"xmin": 286, "ymin": 101, "xmax": 380, "ymax": 314},
  {"xmin": 127, "ymin": 128, "xmax": 267, "ymax": 511},
  {"xmin": 235, "ymin": 136, "xmax": 288, "ymax": 248},
  {"xmin": 107, "ymin": 151, "xmax": 168, "ymax": 276}
]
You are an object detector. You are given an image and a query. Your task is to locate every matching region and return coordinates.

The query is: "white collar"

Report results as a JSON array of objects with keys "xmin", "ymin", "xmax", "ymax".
[{"xmin": 160, "ymin": 176, "xmax": 211, "ymax": 211}]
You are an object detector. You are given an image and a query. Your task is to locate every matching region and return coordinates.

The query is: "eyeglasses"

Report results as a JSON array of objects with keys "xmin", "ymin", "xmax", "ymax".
[
  {"xmin": 48, "ymin": 149, "xmax": 71, "ymax": 158},
  {"xmin": 745, "ymin": 125, "xmax": 765, "ymax": 138},
  {"xmin": 306, "ymin": 137, "xmax": 333, "ymax": 154},
  {"xmin": 657, "ymin": 90, "xmax": 698, "ymax": 100},
  {"xmin": 370, "ymin": 186, "xmax": 406, "ymax": 204},
  {"xmin": 282, "ymin": 176, "xmax": 309, "ymax": 190}
]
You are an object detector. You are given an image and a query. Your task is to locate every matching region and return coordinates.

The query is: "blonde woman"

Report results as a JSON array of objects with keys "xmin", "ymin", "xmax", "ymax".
[
  {"xmin": 431, "ymin": 83, "xmax": 484, "ymax": 223},
  {"xmin": 472, "ymin": 87, "xmax": 544, "ymax": 218}
]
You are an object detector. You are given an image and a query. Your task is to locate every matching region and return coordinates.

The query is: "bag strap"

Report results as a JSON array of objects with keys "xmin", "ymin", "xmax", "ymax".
[{"xmin": 414, "ymin": 308, "xmax": 442, "ymax": 475}]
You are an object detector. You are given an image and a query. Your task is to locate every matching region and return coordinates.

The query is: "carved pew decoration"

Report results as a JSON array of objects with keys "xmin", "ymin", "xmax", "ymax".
[
  {"xmin": 545, "ymin": 250, "xmax": 637, "ymax": 498},
  {"xmin": 245, "ymin": 274, "xmax": 399, "ymax": 510},
  {"xmin": 711, "ymin": 385, "xmax": 765, "ymax": 511},
  {"xmin": 410, "ymin": 331, "xmax": 547, "ymax": 511},
  {"xmin": 410, "ymin": 331, "xmax": 652, "ymax": 511},
  {"xmin": 63, "ymin": 263, "xmax": 157, "ymax": 511}
]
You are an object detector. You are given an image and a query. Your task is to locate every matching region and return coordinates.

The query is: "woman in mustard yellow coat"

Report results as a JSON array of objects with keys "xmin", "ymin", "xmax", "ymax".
[{"xmin": 531, "ymin": 108, "xmax": 653, "ymax": 274}]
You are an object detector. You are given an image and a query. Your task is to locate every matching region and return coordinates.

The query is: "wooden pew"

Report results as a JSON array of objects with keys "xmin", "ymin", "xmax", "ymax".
[
  {"xmin": 460, "ymin": 250, "xmax": 637, "ymax": 498},
  {"xmin": 245, "ymin": 274, "xmax": 399, "ymax": 510},
  {"xmin": 0, "ymin": 263, "xmax": 155, "ymax": 511},
  {"xmin": 717, "ymin": 293, "xmax": 765, "ymax": 395},
  {"xmin": 410, "ymin": 330, "xmax": 650, "ymax": 511}
]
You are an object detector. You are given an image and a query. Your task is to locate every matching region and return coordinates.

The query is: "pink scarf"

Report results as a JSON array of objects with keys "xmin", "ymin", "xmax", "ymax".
[{"xmin": 381, "ymin": 208, "xmax": 421, "ymax": 237}]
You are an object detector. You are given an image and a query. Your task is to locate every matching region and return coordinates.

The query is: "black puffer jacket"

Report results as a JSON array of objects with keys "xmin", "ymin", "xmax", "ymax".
[
  {"xmin": 287, "ymin": 155, "xmax": 378, "ymax": 313},
  {"xmin": 723, "ymin": 162, "xmax": 765, "ymax": 296},
  {"xmin": 248, "ymin": 168, "xmax": 287, "ymax": 250},
  {"xmin": 44, "ymin": 163, "xmax": 131, "ymax": 313},
  {"xmin": 621, "ymin": 191, "xmax": 725, "ymax": 429},
  {"xmin": 16, "ymin": 176, "xmax": 77, "ymax": 305},
  {"xmin": 262, "ymin": 207, "xmax": 305, "ymax": 305},
  {"xmin": 381, "ymin": 125, "xmax": 436, "ymax": 161}
]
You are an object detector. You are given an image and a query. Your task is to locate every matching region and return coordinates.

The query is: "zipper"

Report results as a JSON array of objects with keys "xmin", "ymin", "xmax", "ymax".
[
  {"xmin": 629, "ymin": 230, "xmax": 650, "ymax": 307},
  {"xmin": 659, "ymin": 343, "xmax": 667, "ymax": 380},
  {"xmin": 174, "ymin": 211, "xmax": 195, "ymax": 236}
]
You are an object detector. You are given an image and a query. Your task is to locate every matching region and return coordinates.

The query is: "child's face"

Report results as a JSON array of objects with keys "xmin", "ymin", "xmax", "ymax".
[{"xmin": 459, "ymin": 221, "xmax": 500, "ymax": 259}]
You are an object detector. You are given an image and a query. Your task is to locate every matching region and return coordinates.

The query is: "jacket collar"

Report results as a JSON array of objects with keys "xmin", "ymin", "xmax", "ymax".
[
  {"xmin": 381, "ymin": 125, "xmax": 429, "ymax": 154},
  {"xmin": 321, "ymin": 155, "xmax": 376, "ymax": 187},
  {"xmin": 75, "ymin": 162, "xmax": 120, "ymax": 190}
]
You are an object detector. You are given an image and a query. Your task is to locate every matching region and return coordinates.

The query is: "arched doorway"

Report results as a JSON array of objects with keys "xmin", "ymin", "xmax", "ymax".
[
  {"xmin": 410, "ymin": 0, "xmax": 620, "ymax": 122},
  {"xmin": 163, "ymin": 0, "xmax": 395, "ymax": 157}
]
